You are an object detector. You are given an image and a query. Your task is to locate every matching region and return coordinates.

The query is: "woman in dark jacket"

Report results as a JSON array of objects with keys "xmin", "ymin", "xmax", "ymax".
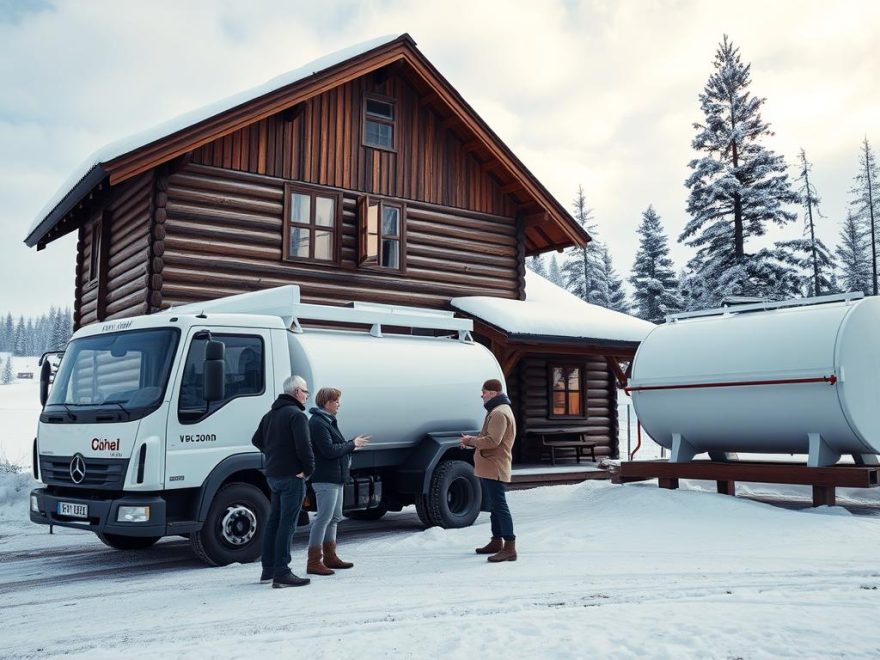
[{"xmin": 306, "ymin": 387, "xmax": 369, "ymax": 575}]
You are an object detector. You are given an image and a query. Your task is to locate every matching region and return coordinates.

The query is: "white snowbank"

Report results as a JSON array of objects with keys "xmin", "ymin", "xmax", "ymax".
[
  {"xmin": 451, "ymin": 270, "xmax": 654, "ymax": 343},
  {"xmin": 3, "ymin": 477, "xmax": 880, "ymax": 658}
]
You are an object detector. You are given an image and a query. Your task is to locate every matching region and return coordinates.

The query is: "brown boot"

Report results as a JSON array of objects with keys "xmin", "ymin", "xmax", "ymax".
[
  {"xmin": 306, "ymin": 546, "xmax": 335, "ymax": 576},
  {"xmin": 487, "ymin": 539, "xmax": 517, "ymax": 563},
  {"xmin": 475, "ymin": 538, "xmax": 503, "ymax": 554},
  {"xmin": 322, "ymin": 541, "xmax": 353, "ymax": 569}
]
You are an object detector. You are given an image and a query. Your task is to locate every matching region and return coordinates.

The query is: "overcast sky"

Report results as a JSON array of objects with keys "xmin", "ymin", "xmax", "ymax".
[{"xmin": 1, "ymin": 0, "xmax": 878, "ymax": 317}]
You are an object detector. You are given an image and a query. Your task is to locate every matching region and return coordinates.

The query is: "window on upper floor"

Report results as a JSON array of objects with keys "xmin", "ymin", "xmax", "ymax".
[
  {"xmin": 549, "ymin": 365, "xmax": 586, "ymax": 418},
  {"xmin": 357, "ymin": 195, "xmax": 406, "ymax": 271},
  {"xmin": 363, "ymin": 94, "xmax": 395, "ymax": 151},
  {"xmin": 282, "ymin": 183, "xmax": 341, "ymax": 264}
]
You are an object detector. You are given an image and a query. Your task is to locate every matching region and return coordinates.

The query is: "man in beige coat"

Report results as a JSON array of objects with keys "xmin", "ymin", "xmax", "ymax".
[{"xmin": 460, "ymin": 378, "xmax": 517, "ymax": 562}]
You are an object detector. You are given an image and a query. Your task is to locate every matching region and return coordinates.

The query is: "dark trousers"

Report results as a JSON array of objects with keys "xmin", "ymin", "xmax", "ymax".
[
  {"xmin": 482, "ymin": 478, "xmax": 515, "ymax": 541},
  {"xmin": 262, "ymin": 476, "xmax": 306, "ymax": 577}
]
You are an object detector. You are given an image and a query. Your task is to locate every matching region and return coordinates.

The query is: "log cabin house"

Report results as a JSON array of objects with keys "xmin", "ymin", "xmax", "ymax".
[{"xmin": 25, "ymin": 34, "xmax": 653, "ymax": 468}]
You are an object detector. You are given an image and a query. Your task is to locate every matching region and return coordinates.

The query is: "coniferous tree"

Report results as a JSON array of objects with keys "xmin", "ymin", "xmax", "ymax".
[
  {"xmin": 547, "ymin": 254, "xmax": 564, "ymax": 288},
  {"xmin": 1, "ymin": 357, "xmax": 12, "ymax": 384},
  {"xmin": 850, "ymin": 138, "xmax": 880, "ymax": 294},
  {"xmin": 561, "ymin": 186, "xmax": 604, "ymax": 302},
  {"xmin": 13, "ymin": 317, "xmax": 26, "ymax": 357},
  {"xmin": 51, "ymin": 309, "xmax": 66, "ymax": 350},
  {"xmin": 599, "ymin": 246, "xmax": 629, "ymax": 313},
  {"xmin": 62, "ymin": 307, "xmax": 73, "ymax": 345},
  {"xmin": 630, "ymin": 206, "xmax": 682, "ymax": 322},
  {"xmin": 775, "ymin": 149, "xmax": 838, "ymax": 297},
  {"xmin": 836, "ymin": 210, "xmax": 872, "ymax": 294},
  {"xmin": 3, "ymin": 314, "xmax": 13, "ymax": 353},
  {"xmin": 527, "ymin": 254, "xmax": 547, "ymax": 278},
  {"xmin": 680, "ymin": 35, "xmax": 800, "ymax": 305}
]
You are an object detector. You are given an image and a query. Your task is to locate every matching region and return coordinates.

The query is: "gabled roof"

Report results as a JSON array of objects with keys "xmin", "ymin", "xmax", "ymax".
[
  {"xmin": 25, "ymin": 34, "xmax": 589, "ymax": 253},
  {"xmin": 451, "ymin": 270, "xmax": 655, "ymax": 346}
]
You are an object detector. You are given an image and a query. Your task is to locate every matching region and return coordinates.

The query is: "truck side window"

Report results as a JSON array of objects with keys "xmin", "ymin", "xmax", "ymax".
[{"xmin": 178, "ymin": 334, "xmax": 265, "ymax": 423}]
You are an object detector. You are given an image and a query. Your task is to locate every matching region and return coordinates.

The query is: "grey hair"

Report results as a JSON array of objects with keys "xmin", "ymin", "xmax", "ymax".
[{"xmin": 283, "ymin": 374, "xmax": 308, "ymax": 395}]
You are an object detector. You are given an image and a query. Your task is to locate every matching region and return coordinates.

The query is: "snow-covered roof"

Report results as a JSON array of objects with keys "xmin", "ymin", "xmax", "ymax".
[
  {"xmin": 450, "ymin": 270, "xmax": 655, "ymax": 344},
  {"xmin": 26, "ymin": 34, "xmax": 402, "ymax": 246}
]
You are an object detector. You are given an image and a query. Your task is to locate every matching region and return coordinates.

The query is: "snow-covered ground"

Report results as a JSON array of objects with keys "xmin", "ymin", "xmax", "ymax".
[
  {"xmin": 4, "ymin": 359, "xmax": 880, "ymax": 657},
  {"xmin": 0, "ymin": 355, "xmax": 41, "ymax": 467},
  {"xmin": 2, "ymin": 471, "xmax": 880, "ymax": 658}
]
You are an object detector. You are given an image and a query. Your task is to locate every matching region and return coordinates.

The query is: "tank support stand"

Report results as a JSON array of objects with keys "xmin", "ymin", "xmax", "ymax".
[
  {"xmin": 670, "ymin": 434, "xmax": 698, "ymax": 463},
  {"xmin": 616, "ymin": 459, "xmax": 880, "ymax": 508},
  {"xmin": 808, "ymin": 433, "xmax": 841, "ymax": 468}
]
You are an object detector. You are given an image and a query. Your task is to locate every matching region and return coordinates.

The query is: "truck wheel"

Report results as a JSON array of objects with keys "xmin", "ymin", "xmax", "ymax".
[
  {"xmin": 191, "ymin": 483, "xmax": 269, "ymax": 566},
  {"xmin": 97, "ymin": 533, "xmax": 160, "ymax": 550},
  {"xmin": 345, "ymin": 504, "xmax": 387, "ymax": 521},
  {"xmin": 427, "ymin": 460, "xmax": 481, "ymax": 529}
]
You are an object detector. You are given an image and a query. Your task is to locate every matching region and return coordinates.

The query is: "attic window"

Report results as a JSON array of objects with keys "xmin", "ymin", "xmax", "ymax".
[{"xmin": 363, "ymin": 95, "xmax": 395, "ymax": 151}]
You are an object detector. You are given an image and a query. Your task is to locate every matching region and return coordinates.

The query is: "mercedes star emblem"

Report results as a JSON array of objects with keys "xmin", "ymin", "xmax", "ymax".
[{"xmin": 69, "ymin": 453, "xmax": 86, "ymax": 484}]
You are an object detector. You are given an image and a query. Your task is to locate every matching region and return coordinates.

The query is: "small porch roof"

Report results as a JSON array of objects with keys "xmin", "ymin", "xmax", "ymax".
[{"xmin": 450, "ymin": 270, "xmax": 655, "ymax": 347}]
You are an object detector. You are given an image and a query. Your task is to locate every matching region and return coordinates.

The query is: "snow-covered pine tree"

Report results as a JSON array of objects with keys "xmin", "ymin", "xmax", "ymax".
[
  {"xmin": 775, "ymin": 149, "xmax": 838, "ymax": 297},
  {"xmin": 0, "ymin": 314, "xmax": 6, "ymax": 353},
  {"xmin": 836, "ymin": 209, "xmax": 872, "ymax": 295},
  {"xmin": 51, "ymin": 308, "xmax": 66, "ymax": 350},
  {"xmin": 850, "ymin": 138, "xmax": 880, "ymax": 294},
  {"xmin": 547, "ymin": 254, "xmax": 564, "ymax": 287},
  {"xmin": 62, "ymin": 307, "xmax": 73, "ymax": 345},
  {"xmin": 629, "ymin": 206, "xmax": 682, "ymax": 322},
  {"xmin": 527, "ymin": 254, "xmax": 547, "ymax": 277},
  {"xmin": 599, "ymin": 246, "xmax": 629, "ymax": 313},
  {"xmin": 1, "ymin": 357, "xmax": 11, "ymax": 385},
  {"xmin": 680, "ymin": 35, "xmax": 800, "ymax": 304},
  {"xmin": 13, "ymin": 317, "xmax": 26, "ymax": 357},
  {"xmin": 561, "ymin": 185, "xmax": 604, "ymax": 302},
  {"xmin": 25, "ymin": 319, "xmax": 35, "ymax": 356},
  {"xmin": 3, "ymin": 314, "xmax": 13, "ymax": 354}
]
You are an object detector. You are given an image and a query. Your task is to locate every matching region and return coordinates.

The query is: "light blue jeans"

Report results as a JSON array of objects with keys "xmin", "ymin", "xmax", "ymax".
[{"xmin": 308, "ymin": 482, "xmax": 344, "ymax": 546}]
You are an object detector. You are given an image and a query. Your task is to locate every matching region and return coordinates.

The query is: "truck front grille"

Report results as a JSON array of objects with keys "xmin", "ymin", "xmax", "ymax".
[{"xmin": 39, "ymin": 456, "xmax": 130, "ymax": 490}]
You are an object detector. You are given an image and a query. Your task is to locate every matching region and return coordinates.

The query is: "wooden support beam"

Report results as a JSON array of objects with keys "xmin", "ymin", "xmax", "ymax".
[
  {"xmin": 461, "ymin": 139, "xmax": 482, "ymax": 153},
  {"xmin": 812, "ymin": 485, "xmax": 836, "ymax": 506},
  {"xmin": 605, "ymin": 356, "xmax": 628, "ymax": 388},
  {"xmin": 418, "ymin": 91, "xmax": 439, "ymax": 107},
  {"xmin": 281, "ymin": 102, "xmax": 306, "ymax": 123},
  {"xmin": 659, "ymin": 477, "xmax": 679, "ymax": 490},
  {"xmin": 500, "ymin": 181, "xmax": 525, "ymax": 195},
  {"xmin": 500, "ymin": 349, "xmax": 522, "ymax": 377},
  {"xmin": 716, "ymin": 480, "xmax": 736, "ymax": 496},
  {"xmin": 522, "ymin": 212, "xmax": 549, "ymax": 227}
]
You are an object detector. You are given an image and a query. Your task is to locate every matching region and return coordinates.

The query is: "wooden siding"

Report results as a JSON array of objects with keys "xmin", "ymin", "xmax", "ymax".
[
  {"xmin": 158, "ymin": 163, "xmax": 518, "ymax": 309},
  {"xmin": 512, "ymin": 355, "xmax": 619, "ymax": 463},
  {"xmin": 190, "ymin": 73, "xmax": 517, "ymax": 219},
  {"xmin": 74, "ymin": 173, "xmax": 154, "ymax": 328}
]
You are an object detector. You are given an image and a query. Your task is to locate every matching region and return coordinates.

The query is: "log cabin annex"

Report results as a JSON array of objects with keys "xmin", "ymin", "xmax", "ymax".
[{"xmin": 25, "ymin": 34, "xmax": 652, "ymax": 469}]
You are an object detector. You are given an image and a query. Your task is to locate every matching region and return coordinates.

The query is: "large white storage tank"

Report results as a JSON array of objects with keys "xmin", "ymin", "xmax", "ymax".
[
  {"xmin": 629, "ymin": 294, "xmax": 880, "ymax": 466},
  {"xmin": 287, "ymin": 329, "xmax": 501, "ymax": 447}
]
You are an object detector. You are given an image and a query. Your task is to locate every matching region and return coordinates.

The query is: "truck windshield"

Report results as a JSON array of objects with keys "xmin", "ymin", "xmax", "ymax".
[{"xmin": 47, "ymin": 328, "xmax": 179, "ymax": 416}]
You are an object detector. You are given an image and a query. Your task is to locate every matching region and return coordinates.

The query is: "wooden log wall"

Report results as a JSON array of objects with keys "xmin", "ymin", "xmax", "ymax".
[
  {"xmin": 514, "ymin": 355, "xmax": 619, "ymax": 462},
  {"xmin": 190, "ymin": 72, "xmax": 517, "ymax": 219},
  {"xmin": 75, "ymin": 173, "xmax": 155, "ymax": 328},
  {"xmin": 160, "ymin": 163, "xmax": 519, "ymax": 308}
]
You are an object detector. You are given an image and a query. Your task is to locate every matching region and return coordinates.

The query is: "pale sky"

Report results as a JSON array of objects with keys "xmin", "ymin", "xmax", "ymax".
[{"xmin": 1, "ymin": 0, "xmax": 878, "ymax": 316}]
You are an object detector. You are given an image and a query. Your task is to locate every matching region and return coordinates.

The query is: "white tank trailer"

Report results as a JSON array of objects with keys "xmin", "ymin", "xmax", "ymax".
[{"xmin": 629, "ymin": 293, "xmax": 880, "ymax": 467}]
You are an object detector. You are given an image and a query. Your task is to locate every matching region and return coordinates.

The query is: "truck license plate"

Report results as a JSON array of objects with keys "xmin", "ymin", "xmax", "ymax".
[{"xmin": 57, "ymin": 502, "xmax": 88, "ymax": 518}]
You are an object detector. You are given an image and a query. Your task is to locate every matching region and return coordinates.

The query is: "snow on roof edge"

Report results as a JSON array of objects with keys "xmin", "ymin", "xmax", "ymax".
[
  {"xmin": 450, "ymin": 270, "xmax": 655, "ymax": 344},
  {"xmin": 26, "ymin": 33, "xmax": 403, "ymax": 242}
]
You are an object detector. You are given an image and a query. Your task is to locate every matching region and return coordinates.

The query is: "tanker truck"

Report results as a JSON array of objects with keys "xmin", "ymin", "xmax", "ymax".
[
  {"xmin": 628, "ymin": 292, "xmax": 880, "ymax": 468},
  {"xmin": 29, "ymin": 285, "xmax": 502, "ymax": 565}
]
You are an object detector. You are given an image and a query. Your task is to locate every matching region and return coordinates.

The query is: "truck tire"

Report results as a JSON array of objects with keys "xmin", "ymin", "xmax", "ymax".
[
  {"xmin": 427, "ymin": 459, "xmax": 481, "ymax": 529},
  {"xmin": 345, "ymin": 504, "xmax": 387, "ymax": 521},
  {"xmin": 97, "ymin": 533, "xmax": 160, "ymax": 550},
  {"xmin": 415, "ymin": 494, "xmax": 437, "ymax": 527},
  {"xmin": 191, "ymin": 483, "xmax": 269, "ymax": 566}
]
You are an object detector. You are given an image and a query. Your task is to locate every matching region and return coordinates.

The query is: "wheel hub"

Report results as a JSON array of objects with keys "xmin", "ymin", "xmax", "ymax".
[{"xmin": 220, "ymin": 505, "xmax": 257, "ymax": 546}]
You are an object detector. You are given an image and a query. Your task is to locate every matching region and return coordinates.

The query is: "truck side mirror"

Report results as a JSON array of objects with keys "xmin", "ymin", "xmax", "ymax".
[
  {"xmin": 39, "ymin": 358, "xmax": 52, "ymax": 407},
  {"xmin": 203, "ymin": 339, "xmax": 226, "ymax": 402}
]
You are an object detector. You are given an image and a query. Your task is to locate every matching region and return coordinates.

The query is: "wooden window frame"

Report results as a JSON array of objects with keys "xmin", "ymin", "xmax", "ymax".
[
  {"xmin": 357, "ymin": 194, "xmax": 407, "ymax": 272},
  {"xmin": 548, "ymin": 363, "xmax": 587, "ymax": 419},
  {"xmin": 362, "ymin": 93, "xmax": 396, "ymax": 153},
  {"xmin": 87, "ymin": 218, "xmax": 102, "ymax": 288},
  {"xmin": 282, "ymin": 183, "xmax": 342, "ymax": 265}
]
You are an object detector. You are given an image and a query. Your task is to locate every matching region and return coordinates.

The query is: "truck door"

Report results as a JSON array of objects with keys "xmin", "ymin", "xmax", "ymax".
[{"xmin": 165, "ymin": 328, "xmax": 274, "ymax": 489}]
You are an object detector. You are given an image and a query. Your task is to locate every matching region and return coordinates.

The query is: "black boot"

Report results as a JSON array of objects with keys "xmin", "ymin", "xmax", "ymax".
[
  {"xmin": 272, "ymin": 571, "xmax": 311, "ymax": 588},
  {"xmin": 260, "ymin": 567, "xmax": 273, "ymax": 583}
]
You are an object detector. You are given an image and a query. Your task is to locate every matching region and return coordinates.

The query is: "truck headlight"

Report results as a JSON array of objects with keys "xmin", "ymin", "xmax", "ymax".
[
  {"xmin": 117, "ymin": 506, "xmax": 151, "ymax": 523},
  {"xmin": 31, "ymin": 495, "xmax": 39, "ymax": 513}
]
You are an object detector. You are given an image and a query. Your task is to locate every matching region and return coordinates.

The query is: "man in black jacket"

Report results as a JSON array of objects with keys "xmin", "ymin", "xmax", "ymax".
[{"xmin": 252, "ymin": 374, "xmax": 315, "ymax": 588}]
